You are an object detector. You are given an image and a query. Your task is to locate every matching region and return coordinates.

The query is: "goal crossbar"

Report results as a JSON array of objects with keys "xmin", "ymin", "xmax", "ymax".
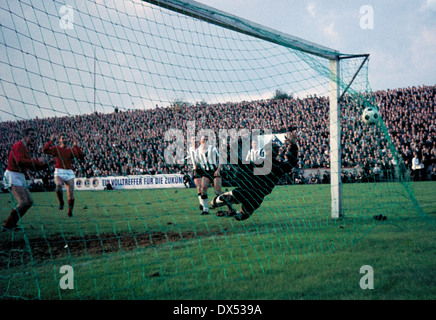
[{"xmin": 143, "ymin": 0, "xmax": 341, "ymax": 60}]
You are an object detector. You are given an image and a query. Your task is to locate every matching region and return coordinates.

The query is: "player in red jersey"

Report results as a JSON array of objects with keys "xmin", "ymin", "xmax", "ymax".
[
  {"xmin": 43, "ymin": 133, "xmax": 85, "ymax": 217},
  {"xmin": 2, "ymin": 128, "xmax": 48, "ymax": 231}
]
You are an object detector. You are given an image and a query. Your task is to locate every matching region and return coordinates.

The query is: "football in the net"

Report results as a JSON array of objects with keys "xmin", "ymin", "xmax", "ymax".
[{"xmin": 361, "ymin": 107, "xmax": 379, "ymax": 125}]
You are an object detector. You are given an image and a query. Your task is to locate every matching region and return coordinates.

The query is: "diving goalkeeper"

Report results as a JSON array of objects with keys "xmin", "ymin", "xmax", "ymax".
[{"xmin": 211, "ymin": 131, "xmax": 299, "ymax": 221}]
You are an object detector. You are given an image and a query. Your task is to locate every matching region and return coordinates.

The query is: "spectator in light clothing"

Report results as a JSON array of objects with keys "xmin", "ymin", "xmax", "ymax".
[{"xmin": 411, "ymin": 151, "xmax": 421, "ymax": 181}]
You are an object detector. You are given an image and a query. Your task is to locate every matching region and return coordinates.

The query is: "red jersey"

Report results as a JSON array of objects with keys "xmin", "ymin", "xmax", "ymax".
[
  {"xmin": 6, "ymin": 141, "xmax": 47, "ymax": 173},
  {"xmin": 43, "ymin": 141, "xmax": 85, "ymax": 169}
]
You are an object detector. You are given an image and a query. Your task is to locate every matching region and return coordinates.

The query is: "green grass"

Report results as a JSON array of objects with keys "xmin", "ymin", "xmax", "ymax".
[{"xmin": 0, "ymin": 181, "xmax": 434, "ymax": 300}]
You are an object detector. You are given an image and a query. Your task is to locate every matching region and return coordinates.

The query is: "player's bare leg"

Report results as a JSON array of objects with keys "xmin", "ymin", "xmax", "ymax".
[
  {"xmin": 64, "ymin": 179, "xmax": 75, "ymax": 217},
  {"xmin": 54, "ymin": 176, "xmax": 65, "ymax": 210},
  {"xmin": 3, "ymin": 186, "xmax": 33, "ymax": 230},
  {"xmin": 194, "ymin": 177, "xmax": 203, "ymax": 211},
  {"xmin": 213, "ymin": 177, "xmax": 222, "ymax": 196}
]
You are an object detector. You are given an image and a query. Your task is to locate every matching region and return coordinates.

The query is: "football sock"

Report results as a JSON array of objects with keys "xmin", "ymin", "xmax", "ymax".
[
  {"xmin": 201, "ymin": 194, "xmax": 208, "ymax": 212},
  {"xmin": 67, "ymin": 199, "xmax": 74, "ymax": 216},
  {"xmin": 56, "ymin": 190, "xmax": 64, "ymax": 207},
  {"xmin": 198, "ymin": 193, "xmax": 202, "ymax": 206},
  {"xmin": 3, "ymin": 209, "xmax": 19, "ymax": 228}
]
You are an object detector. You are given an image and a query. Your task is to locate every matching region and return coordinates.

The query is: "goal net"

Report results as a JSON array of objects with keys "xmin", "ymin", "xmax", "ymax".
[{"xmin": 0, "ymin": 0, "xmax": 430, "ymax": 299}]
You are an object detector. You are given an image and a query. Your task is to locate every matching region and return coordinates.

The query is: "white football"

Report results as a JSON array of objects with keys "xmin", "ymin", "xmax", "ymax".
[{"xmin": 361, "ymin": 107, "xmax": 380, "ymax": 125}]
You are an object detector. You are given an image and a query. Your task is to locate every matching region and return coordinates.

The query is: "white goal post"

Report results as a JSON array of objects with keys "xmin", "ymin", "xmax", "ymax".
[{"xmin": 142, "ymin": 0, "xmax": 369, "ymax": 219}]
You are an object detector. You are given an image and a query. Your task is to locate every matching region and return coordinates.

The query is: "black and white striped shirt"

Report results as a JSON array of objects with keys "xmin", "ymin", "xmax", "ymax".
[
  {"xmin": 188, "ymin": 146, "xmax": 198, "ymax": 167},
  {"xmin": 196, "ymin": 145, "xmax": 219, "ymax": 171}
]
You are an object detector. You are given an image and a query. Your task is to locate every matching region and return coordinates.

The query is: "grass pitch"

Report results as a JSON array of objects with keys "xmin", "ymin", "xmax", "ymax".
[{"xmin": 0, "ymin": 181, "xmax": 434, "ymax": 300}]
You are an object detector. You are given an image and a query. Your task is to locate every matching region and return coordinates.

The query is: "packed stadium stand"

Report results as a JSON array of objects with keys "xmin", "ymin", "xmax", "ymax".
[{"xmin": 1, "ymin": 85, "xmax": 435, "ymax": 191}]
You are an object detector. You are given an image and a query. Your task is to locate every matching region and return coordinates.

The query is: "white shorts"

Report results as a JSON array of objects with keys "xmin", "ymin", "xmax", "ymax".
[
  {"xmin": 55, "ymin": 168, "xmax": 76, "ymax": 182},
  {"xmin": 3, "ymin": 170, "xmax": 27, "ymax": 188}
]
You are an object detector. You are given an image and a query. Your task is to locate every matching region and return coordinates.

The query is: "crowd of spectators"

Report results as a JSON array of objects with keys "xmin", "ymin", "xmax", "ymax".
[{"xmin": 1, "ymin": 85, "xmax": 435, "ymax": 189}]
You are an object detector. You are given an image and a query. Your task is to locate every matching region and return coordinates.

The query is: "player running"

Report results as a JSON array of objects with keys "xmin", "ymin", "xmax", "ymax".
[
  {"xmin": 211, "ymin": 131, "xmax": 299, "ymax": 221},
  {"xmin": 43, "ymin": 133, "xmax": 85, "ymax": 217},
  {"xmin": 2, "ymin": 128, "xmax": 48, "ymax": 231}
]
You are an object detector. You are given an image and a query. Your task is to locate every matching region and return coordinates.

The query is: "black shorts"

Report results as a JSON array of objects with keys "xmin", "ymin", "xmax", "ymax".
[{"xmin": 194, "ymin": 168, "xmax": 221, "ymax": 181}]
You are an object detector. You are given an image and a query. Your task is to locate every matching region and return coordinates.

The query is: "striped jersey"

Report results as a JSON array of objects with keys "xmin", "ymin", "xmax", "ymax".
[
  {"xmin": 195, "ymin": 145, "xmax": 219, "ymax": 171},
  {"xmin": 188, "ymin": 146, "xmax": 198, "ymax": 167}
]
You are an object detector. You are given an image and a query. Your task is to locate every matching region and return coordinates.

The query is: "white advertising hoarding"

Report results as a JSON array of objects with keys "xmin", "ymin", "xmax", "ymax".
[{"xmin": 74, "ymin": 174, "xmax": 186, "ymax": 191}]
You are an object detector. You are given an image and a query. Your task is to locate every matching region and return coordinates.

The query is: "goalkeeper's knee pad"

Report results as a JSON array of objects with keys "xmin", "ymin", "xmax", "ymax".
[
  {"xmin": 218, "ymin": 192, "xmax": 234, "ymax": 204},
  {"xmin": 211, "ymin": 195, "xmax": 222, "ymax": 208}
]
